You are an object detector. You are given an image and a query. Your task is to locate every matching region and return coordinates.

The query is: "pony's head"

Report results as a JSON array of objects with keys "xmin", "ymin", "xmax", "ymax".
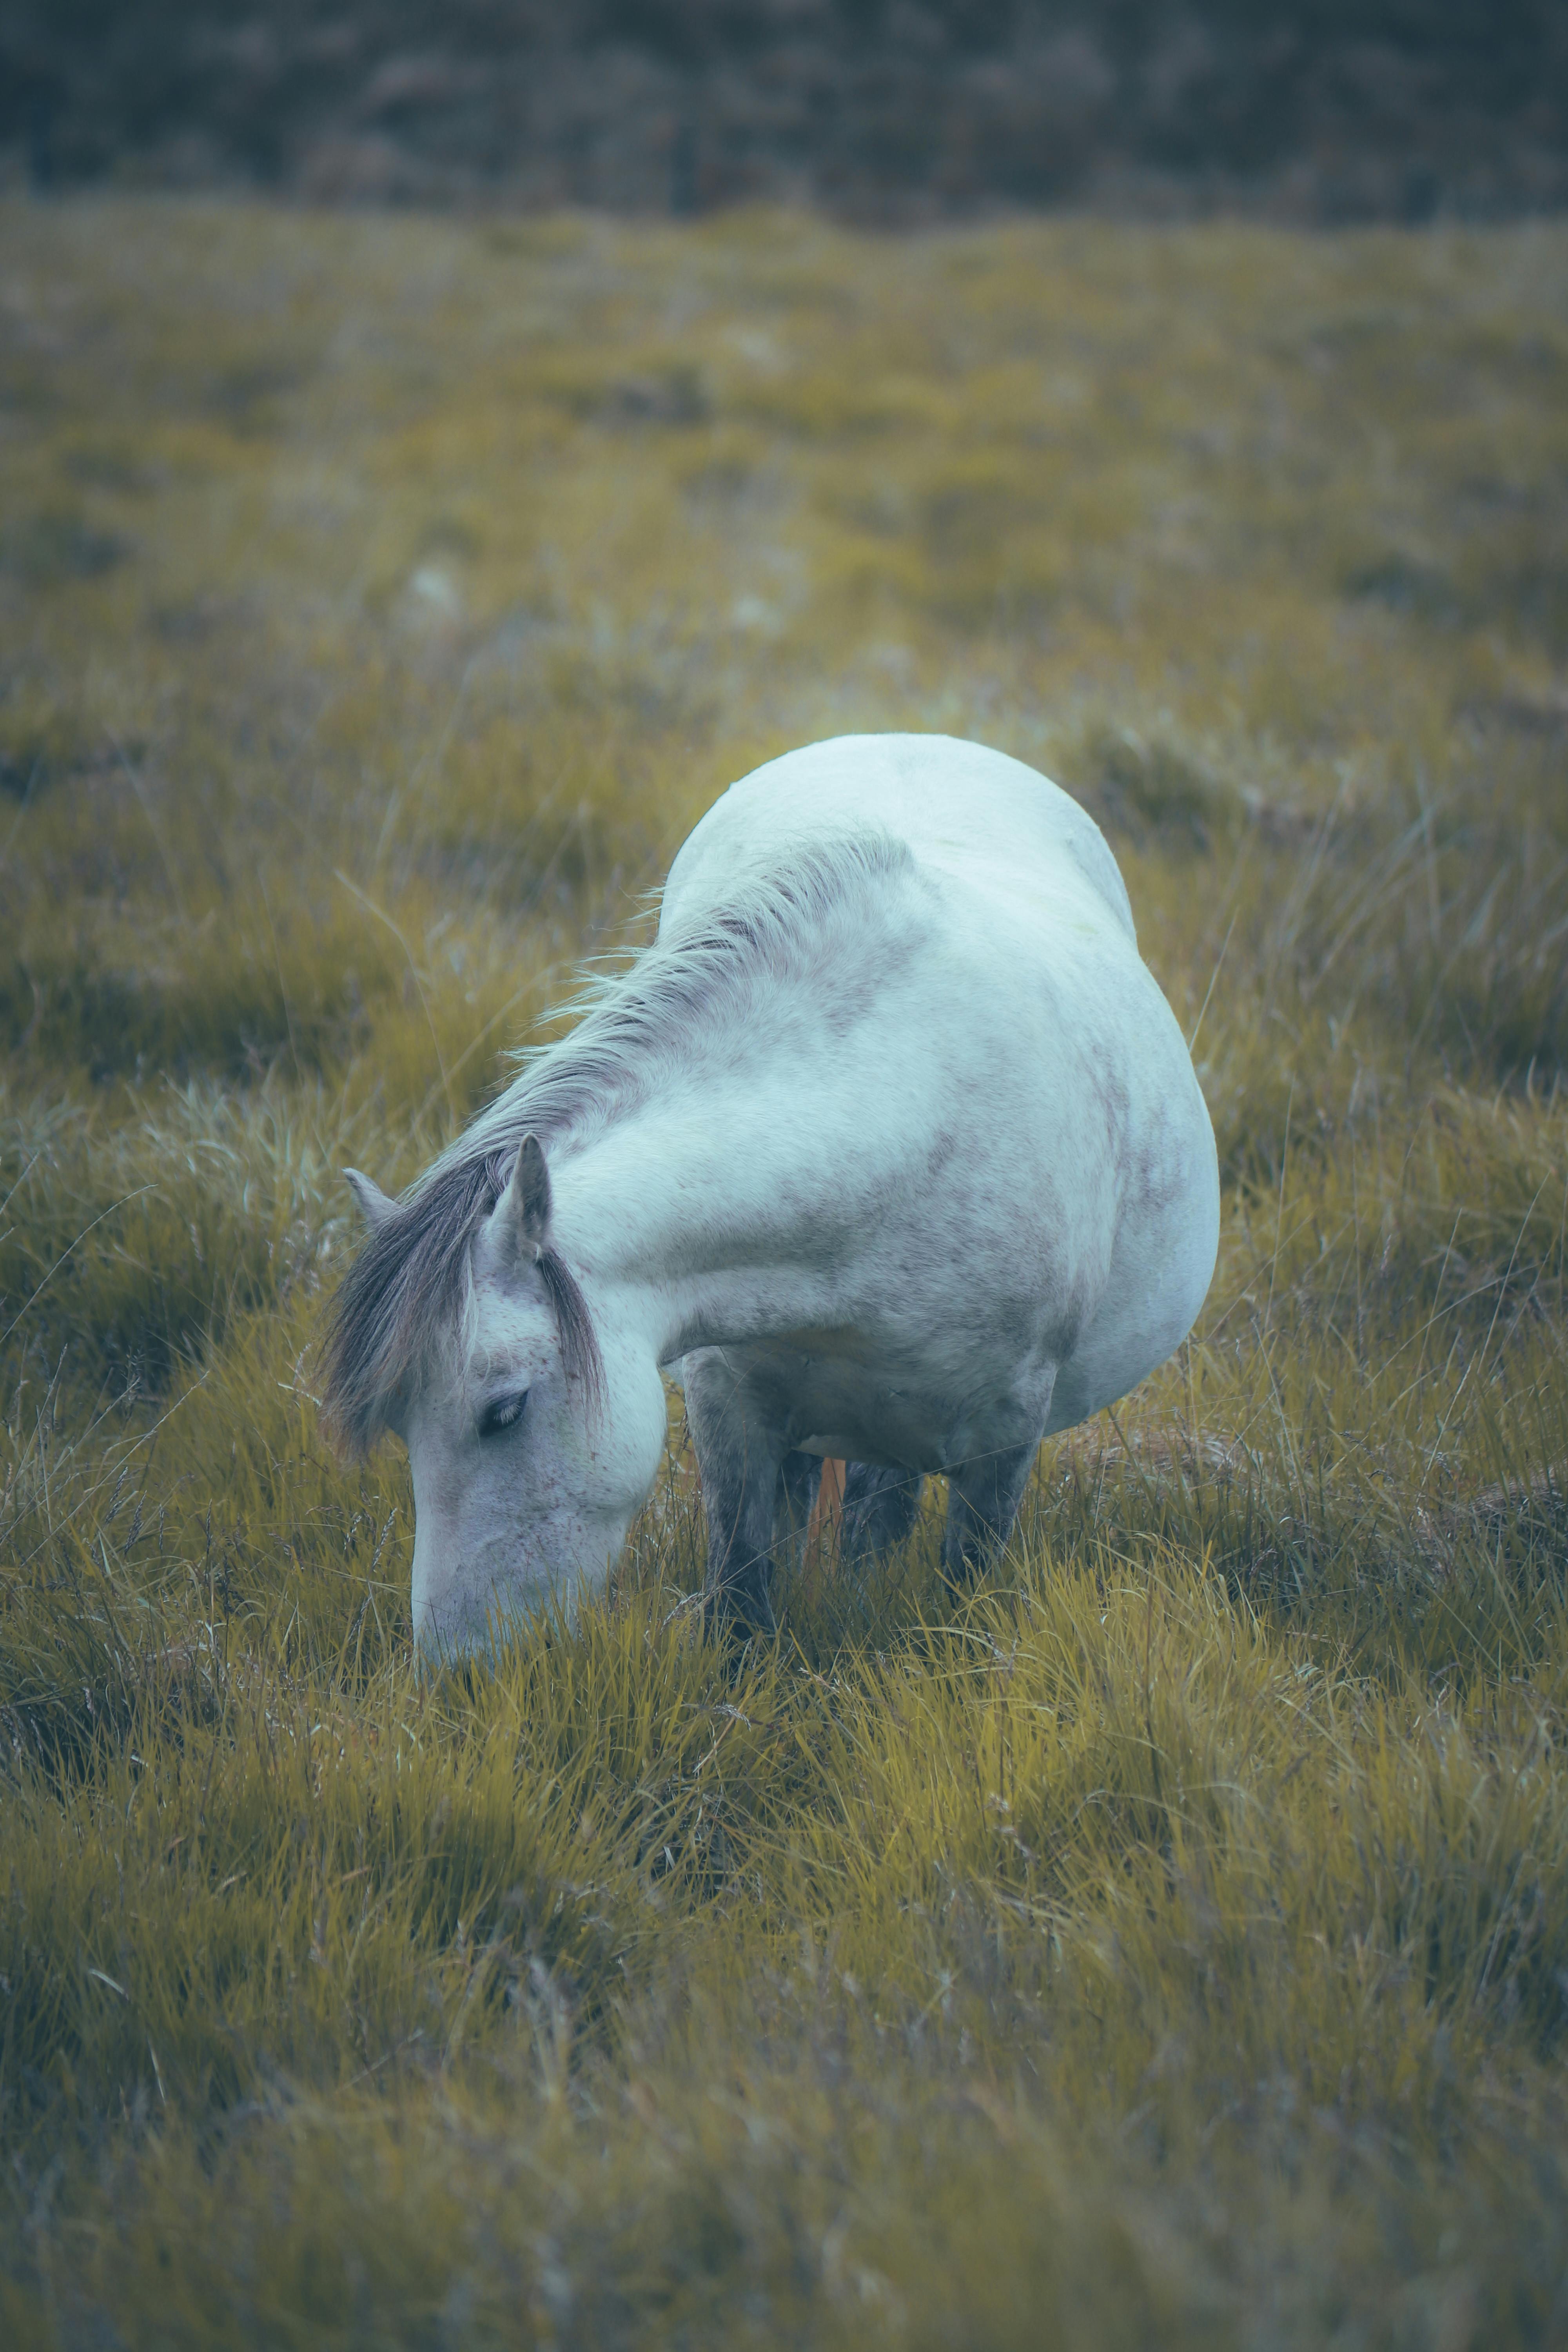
[{"xmin": 323, "ymin": 1134, "xmax": 666, "ymax": 1659}]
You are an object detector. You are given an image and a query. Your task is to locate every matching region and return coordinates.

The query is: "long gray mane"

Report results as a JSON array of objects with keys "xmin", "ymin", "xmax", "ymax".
[{"xmin": 321, "ymin": 829, "xmax": 916, "ymax": 1455}]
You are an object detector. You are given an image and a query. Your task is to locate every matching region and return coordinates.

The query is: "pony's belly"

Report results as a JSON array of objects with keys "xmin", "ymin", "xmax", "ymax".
[
  {"xmin": 711, "ymin": 1337, "xmax": 945, "ymax": 1470},
  {"xmin": 785, "ymin": 1372, "xmax": 952, "ymax": 1473},
  {"xmin": 739, "ymin": 1339, "xmax": 1050, "ymax": 1475}
]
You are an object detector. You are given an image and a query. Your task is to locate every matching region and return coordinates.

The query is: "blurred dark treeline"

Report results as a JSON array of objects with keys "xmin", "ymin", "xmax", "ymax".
[{"xmin": 4, "ymin": 2, "xmax": 1565, "ymax": 220}]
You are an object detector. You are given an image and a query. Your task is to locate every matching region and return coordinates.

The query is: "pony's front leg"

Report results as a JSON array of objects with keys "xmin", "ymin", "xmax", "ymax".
[
  {"xmin": 942, "ymin": 1425, "xmax": 1050, "ymax": 1592},
  {"xmin": 942, "ymin": 1445, "xmax": 1037, "ymax": 1590},
  {"xmin": 683, "ymin": 1348, "xmax": 786, "ymax": 1633}
]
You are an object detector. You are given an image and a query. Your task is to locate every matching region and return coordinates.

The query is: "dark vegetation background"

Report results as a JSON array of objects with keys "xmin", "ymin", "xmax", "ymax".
[{"xmin": 5, "ymin": 0, "xmax": 1566, "ymax": 221}]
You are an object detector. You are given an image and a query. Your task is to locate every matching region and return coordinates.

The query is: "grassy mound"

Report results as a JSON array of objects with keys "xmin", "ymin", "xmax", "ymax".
[{"xmin": 2, "ymin": 199, "xmax": 1566, "ymax": 2347}]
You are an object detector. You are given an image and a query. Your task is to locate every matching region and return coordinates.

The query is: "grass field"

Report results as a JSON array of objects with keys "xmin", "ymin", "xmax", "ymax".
[{"xmin": 2, "ymin": 198, "xmax": 1567, "ymax": 2347}]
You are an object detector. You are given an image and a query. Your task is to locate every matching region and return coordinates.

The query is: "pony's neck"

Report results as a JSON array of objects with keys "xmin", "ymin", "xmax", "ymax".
[{"xmin": 546, "ymin": 1080, "xmax": 859, "ymax": 1367}]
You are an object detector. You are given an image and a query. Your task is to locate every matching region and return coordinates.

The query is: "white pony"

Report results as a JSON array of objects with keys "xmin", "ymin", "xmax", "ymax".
[{"xmin": 324, "ymin": 735, "xmax": 1219, "ymax": 1655}]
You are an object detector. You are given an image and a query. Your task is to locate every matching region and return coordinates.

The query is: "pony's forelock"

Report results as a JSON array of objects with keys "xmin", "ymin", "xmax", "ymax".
[{"xmin": 321, "ymin": 1148, "xmax": 606, "ymax": 1455}]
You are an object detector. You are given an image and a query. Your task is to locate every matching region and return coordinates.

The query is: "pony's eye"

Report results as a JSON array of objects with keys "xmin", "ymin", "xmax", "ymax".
[{"xmin": 479, "ymin": 1390, "xmax": 528, "ymax": 1439}]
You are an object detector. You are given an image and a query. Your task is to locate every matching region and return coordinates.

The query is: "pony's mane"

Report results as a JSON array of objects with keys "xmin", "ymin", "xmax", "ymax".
[{"xmin": 321, "ymin": 830, "xmax": 916, "ymax": 1455}]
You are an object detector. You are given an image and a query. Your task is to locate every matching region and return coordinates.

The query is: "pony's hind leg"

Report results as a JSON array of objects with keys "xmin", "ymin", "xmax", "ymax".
[
  {"xmin": 775, "ymin": 1449, "xmax": 823, "ymax": 1554},
  {"xmin": 840, "ymin": 1464, "xmax": 924, "ymax": 1562},
  {"xmin": 942, "ymin": 1440, "xmax": 1040, "ymax": 1590}
]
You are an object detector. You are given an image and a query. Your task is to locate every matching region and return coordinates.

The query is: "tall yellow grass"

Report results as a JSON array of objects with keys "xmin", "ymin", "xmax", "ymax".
[{"xmin": 2, "ymin": 199, "xmax": 1566, "ymax": 2346}]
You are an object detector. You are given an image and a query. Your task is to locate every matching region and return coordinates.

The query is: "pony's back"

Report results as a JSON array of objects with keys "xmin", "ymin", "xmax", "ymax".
[{"xmin": 662, "ymin": 733, "xmax": 1135, "ymax": 946}]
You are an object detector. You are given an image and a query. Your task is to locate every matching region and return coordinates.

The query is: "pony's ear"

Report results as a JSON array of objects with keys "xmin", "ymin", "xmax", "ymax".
[
  {"xmin": 345, "ymin": 1168, "xmax": 398, "ymax": 1232},
  {"xmin": 500, "ymin": 1134, "xmax": 552, "ymax": 1254}
]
